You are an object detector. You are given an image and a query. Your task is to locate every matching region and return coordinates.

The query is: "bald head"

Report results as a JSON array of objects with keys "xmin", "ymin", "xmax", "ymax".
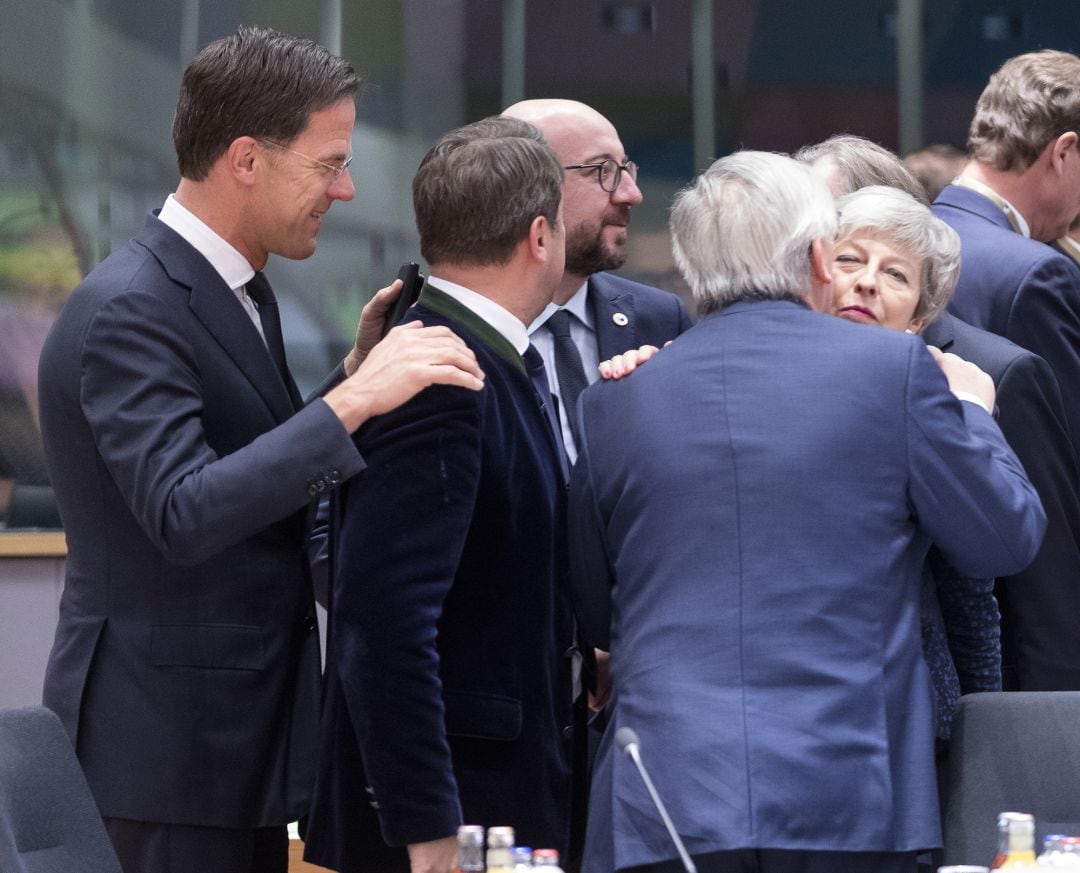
[{"xmin": 503, "ymin": 99, "xmax": 642, "ymax": 292}]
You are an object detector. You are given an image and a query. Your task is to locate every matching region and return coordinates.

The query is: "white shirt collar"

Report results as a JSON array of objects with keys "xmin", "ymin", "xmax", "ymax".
[
  {"xmin": 158, "ymin": 194, "xmax": 256, "ymax": 290},
  {"xmin": 426, "ymin": 275, "xmax": 531, "ymax": 355},
  {"xmin": 1059, "ymin": 234, "xmax": 1080, "ymax": 263},
  {"xmin": 529, "ymin": 279, "xmax": 591, "ymax": 333}
]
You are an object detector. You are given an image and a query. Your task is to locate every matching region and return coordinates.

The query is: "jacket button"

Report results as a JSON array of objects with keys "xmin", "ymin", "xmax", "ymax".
[
  {"xmin": 561, "ymin": 725, "xmax": 573, "ymax": 741},
  {"xmin": 303, "ymin": 614, "xmax": 317, "ymax": 632}
]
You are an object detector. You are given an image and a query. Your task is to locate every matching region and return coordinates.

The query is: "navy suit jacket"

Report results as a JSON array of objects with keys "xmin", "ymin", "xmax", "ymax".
[
  {"xmin": 934, "ymin": 184, "xmax": 1080, "ymax": 449},
  {"xmin": 304, "ymin": 286, "xmax": 573, "ymax": 873},
  {"xmin": 36, "ymin": 215, "xmax": 365, "ymax": 828},
  {"xmin": 922, "ymin": 313, "xmax": 1080, "ymax": 690},
  {"xmin": 569, "ymin": 300, "xmax": 1045, "ymax": 871},
  {"xmin": 586, "ymin": 272, "xmax": 693, "ymax": 363}
]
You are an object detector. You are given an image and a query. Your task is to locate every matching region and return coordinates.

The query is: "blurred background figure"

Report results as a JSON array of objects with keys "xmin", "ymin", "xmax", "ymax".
[{"xmin": 904, "ymin": 144, "xmax": 968, "ymax": 203}]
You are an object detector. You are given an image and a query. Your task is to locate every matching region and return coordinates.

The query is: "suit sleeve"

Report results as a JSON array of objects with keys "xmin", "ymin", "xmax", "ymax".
[
  {"xmin": 568, "ymin": 393, "xmax": 615, "ymax": 651},
  {"xmin": 79, "ymin": 291, "xmax": 364, "ymax": 565},
  {"xmin": 926, "ymin": 547, "xmax": 1002, "ymax": 695},
  {"xmin": 1006, "ymin": 256, "xmax": 1080, "ymax": 448},
  {"xmin": 905, "ymin": 342, "xmax": 1046, "ymax": 578},
  {"xmin": 332, "ymin": 382, "xmax": 483, "ymax": 847},
  {"xmin": 992, "ymin": 351, "xmax": 1080, "ymax": 689}
]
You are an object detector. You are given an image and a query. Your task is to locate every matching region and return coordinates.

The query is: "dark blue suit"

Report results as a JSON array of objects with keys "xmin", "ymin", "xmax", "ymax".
[
  {"xmin": 304, "ymin": 286, "xmax": 573, "ymax": 873},
  {"xmin": 587, "ymin": 272, "xmax": 693, "ymax": 362},
  {"xmin": 36, "ymin": 215, "xmax": 364, "ymax": 829},
  {"xmin": 569, "ymin": 299, "xmax": 1045, "ymax": 871},
  {"xmin": 934, "ymin": 185, "xmax": 1080, "ymax": 452},
  {"xmin": 933, "ymin": 188, "xmax": 1080, "ymax": 691}
]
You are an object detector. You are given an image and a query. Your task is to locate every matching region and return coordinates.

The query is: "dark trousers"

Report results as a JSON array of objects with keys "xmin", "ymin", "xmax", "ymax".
[
  {"xmin": 104, "ymin": 817, "xmax": 288, "ymax": 873},
  {"xmin": 623, "ymin": 848, "xmax": 920, "ymax": 873}
]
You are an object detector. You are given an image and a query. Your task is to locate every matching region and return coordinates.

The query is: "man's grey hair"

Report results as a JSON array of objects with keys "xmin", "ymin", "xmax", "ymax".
[
  {"xmin": 836, "ymin": 186, "xmax": 961, "ymax": 326},
  {"xmin": 795, "ymin": 135, "xmax": 929, "ymax": 204},
  {"xmin": 413, "ymin": 115, "xmax": 563, "ymax": 267},
  {"xmin": 670, "ymin": 151, "xmax": 837, "ymax": 315},
  {"xmin": 968, "ymin": 50, "xmax": 1080, "ymax": 172}
]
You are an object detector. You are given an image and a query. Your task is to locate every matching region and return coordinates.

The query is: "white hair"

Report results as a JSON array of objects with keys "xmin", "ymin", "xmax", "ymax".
[
  {"xmin": 670, "ymin": 151, "xmax": 837, "ymax": 315},
  {"xmin": 835, "ymin": 186, "xmax": 962, "ymax": 326}
]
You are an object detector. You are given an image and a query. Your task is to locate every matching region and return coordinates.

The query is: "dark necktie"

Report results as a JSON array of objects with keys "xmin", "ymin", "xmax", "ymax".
[
  {"xmin": 545, "ymin": 309, "xmax": 589, "ymax": 449},
  {"xmin": 246, "ymin": 272, "xmax": 302, "ymax": 410},
  {"xmin": 523, "ymin": 344, "xmax": 570, "ymax": 483}
]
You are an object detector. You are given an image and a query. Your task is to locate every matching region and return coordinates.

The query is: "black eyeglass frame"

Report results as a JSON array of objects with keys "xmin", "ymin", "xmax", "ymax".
[{"xmin": 562, "ymin": 158, "xmax": 638, "ymax": 193}]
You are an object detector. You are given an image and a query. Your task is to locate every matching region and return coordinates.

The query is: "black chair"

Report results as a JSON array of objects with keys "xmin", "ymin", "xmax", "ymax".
[
  {"xmin": 943, "ymin": 691, "xmax": 1080, "ymax": 865},
  {"xmin": 0, "ymin": 706, "xmax": 122, "ymax": 872}
]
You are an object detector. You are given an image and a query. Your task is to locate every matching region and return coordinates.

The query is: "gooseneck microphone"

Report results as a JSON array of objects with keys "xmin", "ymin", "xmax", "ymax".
[{"xmin": 615, "ymin": 727, "xmax": 698, "ymax": 873}]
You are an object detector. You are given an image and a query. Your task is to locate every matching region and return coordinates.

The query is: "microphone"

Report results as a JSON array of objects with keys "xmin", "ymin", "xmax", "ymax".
[{"xmin": 615, "ymin": 727, "xmax": 698, "ymax": 873}]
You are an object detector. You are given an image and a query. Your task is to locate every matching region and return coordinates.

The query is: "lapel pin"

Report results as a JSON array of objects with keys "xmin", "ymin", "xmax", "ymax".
[{"xmin": 612, "ymin": 312, "xmax": 629, "ymax": 327}]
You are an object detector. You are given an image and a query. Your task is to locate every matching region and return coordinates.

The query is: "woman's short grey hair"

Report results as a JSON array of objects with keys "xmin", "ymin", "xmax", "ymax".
[
  {"xmin": 670, "ymin": 151, "xmax": 837, "ymax": 316},
  {"xmin": 968, "ymin": 50, "xmax": 1080, "ymax": 172},
  {"xmin": 795, "ymin": 135, "xmax": 929, "ymax": 204},
  {"xmin": 835, "ymin": 186, "xmax": 961, "ymax": 327}
]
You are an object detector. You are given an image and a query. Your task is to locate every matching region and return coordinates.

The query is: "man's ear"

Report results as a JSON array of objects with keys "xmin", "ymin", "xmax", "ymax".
[
  {"xmin": 1049, "ymin": 131, "xmax": 1079, "ymax": 175},
  {"xmin": 809, "ymin": 237, "xmax": 833, "ymax": 286},
  {"xmin": 225, "ymin": 136, "xmax": 261, "ymax": 186},
  {"xmin": 528, "ymin": 214, "xmax": 550, "ymax": 262}
]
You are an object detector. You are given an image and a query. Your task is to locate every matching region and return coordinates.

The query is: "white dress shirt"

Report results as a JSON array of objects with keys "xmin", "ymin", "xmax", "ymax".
[
  {"xmin": 527, "ymin": 282, "xmax": 597, "ymax": 463},
  {"xmin": 158, "ymin": 194, "xmax": 264, "ymax": 342}
]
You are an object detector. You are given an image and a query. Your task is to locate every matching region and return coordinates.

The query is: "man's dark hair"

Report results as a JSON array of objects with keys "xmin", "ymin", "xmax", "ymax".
[
  {"xmin": 173, "ymin": 26, "xmax": 360, "ymax": 180},
  {"xmin": 413, "ymin": 116, "xmax": 563, "ymax": 267}
]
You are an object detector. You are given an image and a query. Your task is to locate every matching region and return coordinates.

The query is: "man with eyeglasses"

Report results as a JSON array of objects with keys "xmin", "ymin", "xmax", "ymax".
[
  {"xmin": 36, "ymin": 26, "xmax": 482, "ymax": 873},
  {"xmin": 503, "ymin": 99, "xmax": 692, "ymax": 465},
  {"xmin": 503, "ymin": 98, "xmax": 691, "ymax": 869}
]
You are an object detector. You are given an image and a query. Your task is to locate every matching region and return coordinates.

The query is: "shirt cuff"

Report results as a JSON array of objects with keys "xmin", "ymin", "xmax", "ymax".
[{"xmin": 954, "ymin": 390, "xmax": 992, "ymax": 414}]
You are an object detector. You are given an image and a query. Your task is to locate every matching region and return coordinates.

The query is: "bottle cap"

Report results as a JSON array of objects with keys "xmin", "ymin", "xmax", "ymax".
[
  {"xmin": 457, "ymin": 825, "xmax": 485, "ymax": 846},
  {"xmin": 487, "ymin": 826, "xmax": 516, "ymax": 847}
]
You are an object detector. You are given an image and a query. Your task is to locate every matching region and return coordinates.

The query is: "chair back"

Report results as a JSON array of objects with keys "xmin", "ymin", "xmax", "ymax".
[
  {"xmin": 0, "ymin": 705, "xmax": 122, "ymax": 872},
  {"xmin": 944, "ymin": 691, "xmax": 1080, "ymax": 865}
]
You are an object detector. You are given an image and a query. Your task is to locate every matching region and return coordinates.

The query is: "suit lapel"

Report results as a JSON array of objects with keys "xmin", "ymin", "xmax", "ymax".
[
  {"xmin": 936, "ymin": 185, "xmax": 1015, "ymax": 233},
  {"xmin": 137, "ymin": 217, "xmax": 297, "ymax": 424},
  {"xmin": 920, "ymin": 313, "xmax": 956, "ymax": 354},
  {"xmin": 588, "ymin": 274, "xmax": 637, "ymax": 362}
]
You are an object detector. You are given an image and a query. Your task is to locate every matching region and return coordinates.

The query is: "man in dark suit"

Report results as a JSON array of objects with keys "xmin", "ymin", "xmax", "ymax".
[
  {"xmin": 932, "ymin": 49, "xmax": 1080, "ymax": 690},
  {"xmin": 921, "ymin": 313, "xmax": 1080, "ymax": 690},
  {"xmin": 503, "ymin": 99, "xmax": 692, "ymax": 463},
  {"xmin": 36, "ymin": 27, "xmax": 483, "ymax": 873},
  {"xmin": 570, "ymin": 151, "xmax": 1045, "ymax": 873},
  {"xmin": 303, "ymin": 117, "xmax": 572, "ymax": 873}
]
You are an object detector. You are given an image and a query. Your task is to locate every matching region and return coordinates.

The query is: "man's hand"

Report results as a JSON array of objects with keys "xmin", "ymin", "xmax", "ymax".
[
  {"xmin": 344, "ymin": 279, "xmax": 406, "ymax": 377},
  {"xmin": 407, "ymin": 835, "xmax": 459, "ymax": 873},
  {"xmin": 325, "ymin": 321, "xmax": 484, "ymax": 433},
  {"xmin": 927, "ymin": 345, "xmax": 996, "ymax": 412},
  {"xmin": 598, "ymin": 343, "xmax": 663, "ymax": 380}
]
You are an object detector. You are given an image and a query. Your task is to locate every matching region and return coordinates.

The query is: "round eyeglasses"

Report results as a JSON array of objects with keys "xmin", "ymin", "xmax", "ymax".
[{"xmin": 563, "ymin": 158, "xmax": 638, "ymax": 193}]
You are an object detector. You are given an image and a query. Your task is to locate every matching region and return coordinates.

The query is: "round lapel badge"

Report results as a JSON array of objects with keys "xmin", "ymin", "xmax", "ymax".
[{"xmin": 612, "ymin": 312, "xmax": 629, "ymax": 327}]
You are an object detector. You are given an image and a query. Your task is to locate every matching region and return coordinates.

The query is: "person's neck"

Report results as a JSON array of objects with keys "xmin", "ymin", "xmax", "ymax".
[
  {"xmin": 554, "ymin": 270, "xmax": 588, "ymax": 306},
  {"xmin": 173, "ymin": 178, "xmax": 261, "ymax": 269},
  {"xmin": 959, "ymin": 161, "xmax": 1047, "ymax": 239},
  {"xmin": 430, "ymin": 262, "xmax": 547, "ymax": 326}
]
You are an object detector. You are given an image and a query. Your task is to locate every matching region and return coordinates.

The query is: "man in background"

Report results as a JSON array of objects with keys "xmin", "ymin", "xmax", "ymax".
[
  {"xmin": 503, "ymin": 99, "xmax": 691, "ymax": 463},
  {"xmin": 933, "ymin": 49, "xmax": 1080, "ymax": 690}
]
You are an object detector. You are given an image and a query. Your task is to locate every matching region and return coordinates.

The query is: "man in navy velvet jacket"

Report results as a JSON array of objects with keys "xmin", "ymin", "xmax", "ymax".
[{"xmin": 305, "ymin": 117, "xmax": 573, "ymax": 873}]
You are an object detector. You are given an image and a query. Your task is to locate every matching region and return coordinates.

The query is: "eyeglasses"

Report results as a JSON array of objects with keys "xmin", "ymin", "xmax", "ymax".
[
  {"xmin": 258, "ymin": 139, "xmax": 354, "ymax": 179},
  {"xmin": 563, "ymin": 158, "xmax": 638, "ymax": 193}
]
